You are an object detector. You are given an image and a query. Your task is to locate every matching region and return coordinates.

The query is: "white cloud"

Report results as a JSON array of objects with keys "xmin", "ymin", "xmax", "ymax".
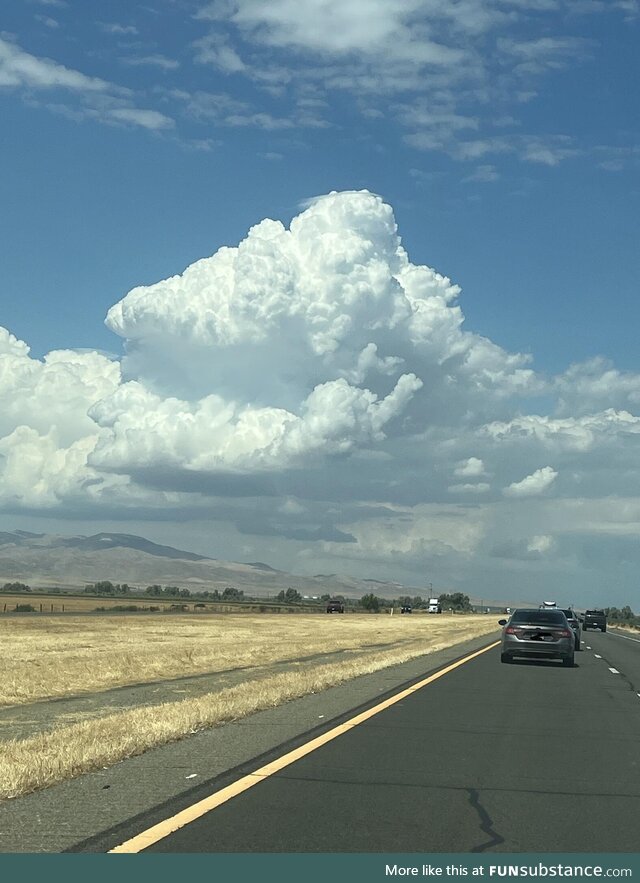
[
  {"xmin": 2, "ymin": 190, "xmax": 640, "ymax": 606},
  {"xmin": 0, "ymin": 36, "xmax": 175, "ymax": 132},
  {"xmin": 199, "ymin": 0, "xmax": 458, "ymax": 58},
  {"xmin": 462, "ymin": 164, "xmax": 499, "ymax": 183},
  {"xmin": 122, "ymin": 55, "xmax": 180, "ymax": 71},
  {"xmin": 448, "ymin": 482, "xmax": 490, "ymax": 494},
  {"xmin": 87, "ymin": 373, "xmax": 423, "ymax": 474},
  {"xmin": 554, "ymin": 357, "xmax": 640, "ymax": 415},
  {"xmin": 454, "ymin": 457, "xmax": 486, "ymax": 477},
  {"xmin": 107, "ymin": 107, "xmax": 174, "ymax": 130},
  {"xmin": 497, "ymin": 36, "xmax": 594, "ymax": 73},
  {"xmin": 188, "ymin": 0, "xmax": 629, "ymax": 171},
  {"xmin": 34, "ymin": 15, "xmax": 60, "ymax": 29},
  {"xmin": 503, "ymin": 466, "xmax": 558, "ymax": 497},
  {"xmin": 193, "ymin": 33, "xmax": 247, "ymax": 73},
  {"xmin": 99, "ymin": 23, "xmax": 139, "ymax": 36},
  {"xmin": 0, "ymin": 36, "xmax": 111, "ymax": 92},
  {"xmin": 482, "ymin": 410, "xmax": 640, "ymax": 453},
  {"xmin": 490, "ymin": 532, "xmax": 555, "ymax": 560},
  {"xmin": 527, "ymin": 534, "xmax": 554, "ymax": 554},
  {"xmin": 0, "ymin": 191, "xmax": 541, "ymax": 512},
  {"xmin": 0, "ymin": 329, "xmax": 126, "ymax": 508}
]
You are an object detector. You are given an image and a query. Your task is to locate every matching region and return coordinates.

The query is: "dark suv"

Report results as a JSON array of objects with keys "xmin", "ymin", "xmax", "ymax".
[
  {"xmin": 326, "ymin": 598, "xmax": 345, "ymax": 613},
  {"xmin": 582, "ymin": 609, "xmax": 607, "ymax": 632}
]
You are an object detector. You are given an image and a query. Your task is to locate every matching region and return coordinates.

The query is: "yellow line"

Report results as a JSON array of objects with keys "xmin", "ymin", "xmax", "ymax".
[{"xmin": 109, "ymin": 640, "xmax": 500, "ymax": 853}]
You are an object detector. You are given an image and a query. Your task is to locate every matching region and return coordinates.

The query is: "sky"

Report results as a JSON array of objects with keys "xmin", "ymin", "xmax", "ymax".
[{"xmin": 1, "ymin": 0, "xmax": 639, "ymax": 607}]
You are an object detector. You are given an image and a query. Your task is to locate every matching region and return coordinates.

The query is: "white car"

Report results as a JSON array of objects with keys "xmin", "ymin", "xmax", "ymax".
[{"xmin": 540, "ymin": 600, "xmax": 557, "ymax": 608}]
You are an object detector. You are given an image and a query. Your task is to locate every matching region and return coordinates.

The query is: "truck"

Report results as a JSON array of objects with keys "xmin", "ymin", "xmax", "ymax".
[
  {"xmin": 428, "ymin": 598, "xmax": 442, "ymax": 614},
  {"xmin": 582, "ymin": 609, "xmax": 607, "ymax": 632},
  {"xmin": 326, "ymin": 598, "xmax": 345, "ymax": 614}
]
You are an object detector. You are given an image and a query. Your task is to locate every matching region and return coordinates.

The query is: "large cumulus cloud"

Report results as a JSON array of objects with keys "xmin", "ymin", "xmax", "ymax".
[
  {"xmin": 2, "ymin": 190, "xmax": 640, "ymax": 604},
  {"xmin": 93, "ymin": 189, "xmax": 540, "ymax": 482},
  {"xmin": 0, "ymin": 329, "xmax": 125, "ymax": 508}
]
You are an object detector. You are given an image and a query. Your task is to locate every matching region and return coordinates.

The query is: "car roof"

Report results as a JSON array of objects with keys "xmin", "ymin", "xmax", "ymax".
[{"xmin": 509, "ymin": 607, "xmax": 568, "ymax": 619}]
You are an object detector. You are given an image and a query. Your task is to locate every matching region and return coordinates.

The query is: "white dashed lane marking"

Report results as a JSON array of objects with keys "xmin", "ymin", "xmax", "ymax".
[
  {"xmin": 594, "ymin": 654, "xmax": 602, "ymax": 658},
  {"xmin": 609, "ymin": 667, "xmax": 620, "ymax": 674}
]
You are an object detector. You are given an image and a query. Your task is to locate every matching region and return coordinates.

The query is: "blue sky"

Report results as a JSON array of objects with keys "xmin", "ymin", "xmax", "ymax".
[{"xmin": 1, "ymin": 0, "xmax": 639, "ymax": 605}]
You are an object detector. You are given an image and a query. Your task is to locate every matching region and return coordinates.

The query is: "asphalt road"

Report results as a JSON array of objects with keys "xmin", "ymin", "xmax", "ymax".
[{"xmin": 89, "ymin": 627, "xmax": 640, "ymax": 854}]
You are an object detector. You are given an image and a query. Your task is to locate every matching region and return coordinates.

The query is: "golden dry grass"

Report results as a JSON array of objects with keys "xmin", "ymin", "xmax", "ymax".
[
  {"xmin": 0, "ymin": 612, "xmax": 498, "ymax": 706},
  {"xmin": 0, "ymin": 613, "xmax": 500, "ymax": 798},
  {"xmin": 0, "ymin": 593, "xmax": 177, "ymax": 612},
  {"xmin": 0, "ymin": 621, "xmax": 500, "ymax": 799}
]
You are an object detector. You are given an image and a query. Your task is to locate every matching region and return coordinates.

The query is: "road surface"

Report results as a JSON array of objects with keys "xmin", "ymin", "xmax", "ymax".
[{"xmin": 84, "ymin": 628, "xmax": 640, "ymax": 853}]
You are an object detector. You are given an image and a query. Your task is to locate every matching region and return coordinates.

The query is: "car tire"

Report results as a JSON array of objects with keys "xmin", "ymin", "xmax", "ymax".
[
  {"xmin": 562, "ymin": 655, "xmax": 574, "ymax": 667},
  {"xmin": 575, "ymin": 640, "xmax": 581, "ymax": 651},
  {"xmin": 583, "ymin": 625, "xmax": 588, "ymax": 631},
  {"xmin": 500, "ymin": 653, "xmax": 512, "ymax": 664},
  {"xmin": 602, "ymin": 626, "xmax": 606, "ymax": 632}
]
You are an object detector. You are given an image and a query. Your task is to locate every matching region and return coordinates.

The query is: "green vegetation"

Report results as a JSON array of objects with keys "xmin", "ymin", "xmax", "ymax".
[
  {"xmin": 438, "ymin": 592, "xmax": 473, "ymax": 612},
  {"xmin": 605, "ymin": 606, "xmax": 639, "ymax": 627},
  {"xmin": 359, "ymin": 593, "xmax": 381, "ymax": 612},
  {"xmin": 1, "ymin": 582, "xmax": 31, "ymax": 593},
  {"xmin": 276, "ymin": 588, "xmax": 302, "ymax": 603},
  {"xmin": 3, "ymin": 581, "xmax": 488, "ymax": 617}
]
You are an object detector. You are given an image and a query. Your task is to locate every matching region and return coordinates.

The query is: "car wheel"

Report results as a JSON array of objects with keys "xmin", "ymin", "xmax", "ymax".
[
  {"xmin": 575, "ymin": 640, "xmax": 581, "ymax": 651},
  {"xmin": 583, "ymin": 625, "xmax": 588, "ymax": 631},
  {"xmin": 500, "ymin": 653, "xmax": 512, "ymax": 664},
  {"xmin": 602, "ymin": 626, "xmax": 606, "ymax": 632},
  {"xmin": 562, "ymin": 655, "xmax": 574, "ymax": 667}
]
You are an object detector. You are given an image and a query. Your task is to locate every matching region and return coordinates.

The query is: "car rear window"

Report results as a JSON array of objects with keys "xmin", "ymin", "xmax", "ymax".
[
  {"xmin": 585, "ymin": 610, "xmax": 604, "ymax": 615},
  {"xmin": 560, "ymin": 610, "xmax": 576, "ymax": 618},
  {"xmin": 510, "ymin": 609, "xmax": 567, "ymax": 625}
]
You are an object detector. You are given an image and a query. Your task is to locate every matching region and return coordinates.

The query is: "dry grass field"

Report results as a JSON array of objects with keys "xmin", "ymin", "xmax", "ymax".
[
  {"xmin": 0, "ymin": 593, "xmax": 205, "ymax": 614},
  {"xmin": 0, "ymin": 612, "xmax": 500, "ymax": 798},
  {"xmin": 0, "ymin": 611, "xmax": 498, "ymax": 705}
]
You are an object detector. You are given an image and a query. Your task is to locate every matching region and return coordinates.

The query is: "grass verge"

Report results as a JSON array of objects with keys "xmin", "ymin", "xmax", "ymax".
[
  {"xmin": 0, "ymin": 633, "xmax": 497, "ymax": 799},
  {"xmin": 0, "ymin": 613, "xmax": 496, "ymax": 705}
]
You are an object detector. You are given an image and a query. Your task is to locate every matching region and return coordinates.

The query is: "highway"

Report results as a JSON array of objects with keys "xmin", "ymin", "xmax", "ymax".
[{"xmin": 97, "ymin": 628, "xmax": 640, "ymax": 854}]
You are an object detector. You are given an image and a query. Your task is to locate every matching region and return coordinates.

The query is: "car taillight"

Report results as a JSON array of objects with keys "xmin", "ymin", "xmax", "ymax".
[
  {"xmin": 505, "ymin": 626, "xmax": 521, "ymax": 635},
  {"xmin": 558, "ymin": 629, "xmax": 572, "ymax": 638}
]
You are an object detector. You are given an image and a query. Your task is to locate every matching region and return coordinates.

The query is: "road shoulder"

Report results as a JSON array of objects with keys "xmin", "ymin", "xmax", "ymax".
[{"xmin": 0, "ymin": 632, "xmax": 496, "ymax": 853}]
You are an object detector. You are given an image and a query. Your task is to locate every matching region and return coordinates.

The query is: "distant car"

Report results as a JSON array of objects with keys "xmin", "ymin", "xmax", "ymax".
[
  {"xmin": 498, "ymin": 608, "xmax": 575, "ymax": 666},
  {"xmin": 582, "ymin": 609, "xmax": 607, "ymax": 632},
  {"xmin": 326, "ymin": 598, "xmax": 345, "ymax": 613},
  {"xmin": 560, "ymin": 608, "xmax": 582, "ymax": 650},
  {"xmin": 400, "ymin": 605, "xmax": 412, "ymax": 614},
  {"xmin": 540, "ymin": 600, "xmax": 558, "ymax": 608}
]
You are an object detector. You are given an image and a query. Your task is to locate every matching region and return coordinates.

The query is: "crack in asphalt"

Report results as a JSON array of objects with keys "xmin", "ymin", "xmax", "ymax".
[
  {"xmin": 269, "ymin": 770, "xmax": 640, "ymax": 800},
  {"xmin": 467, "ymin": 788, "xmax": 505, "ymax": 853},
  {"xmin": 591, "ymin": 648, "xmax": 639, "ymax": 696}
]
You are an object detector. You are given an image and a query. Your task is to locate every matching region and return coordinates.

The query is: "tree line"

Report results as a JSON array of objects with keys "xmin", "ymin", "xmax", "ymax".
[{"xmin": 2, "ymin": 580, "xmax": 476, "ymax": 612}]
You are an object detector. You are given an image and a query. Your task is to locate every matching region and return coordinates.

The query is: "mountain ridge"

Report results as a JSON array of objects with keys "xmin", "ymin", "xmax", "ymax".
[{"xmin": 0, "ymin": 530, "xmax": 421, "ymax": 599}]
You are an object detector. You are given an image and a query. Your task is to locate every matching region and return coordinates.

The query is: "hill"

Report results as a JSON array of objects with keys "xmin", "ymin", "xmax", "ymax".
[{"xmin": 0, "ymin": 530, "xmax": 415, "ymax": 599}]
